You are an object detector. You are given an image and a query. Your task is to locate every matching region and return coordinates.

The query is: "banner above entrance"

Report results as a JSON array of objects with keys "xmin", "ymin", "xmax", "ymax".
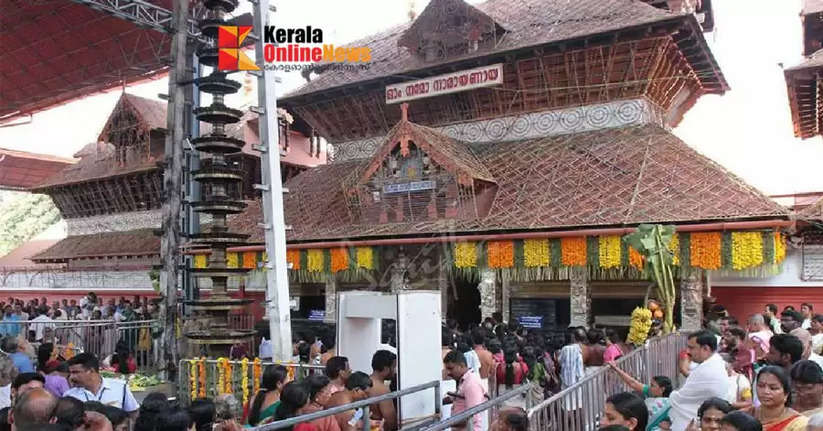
[{"xmin": 385, "ymin": 63, "xmax": 504, "ymax": 104}]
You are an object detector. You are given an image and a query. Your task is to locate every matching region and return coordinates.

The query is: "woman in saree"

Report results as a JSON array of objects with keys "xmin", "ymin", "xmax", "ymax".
[
  {"xmin": 744, "ymin": 366, "xmax": 808, "ymax": 431},
  {"xmin": 606, "ymin": 361, "xmax": 673, "ymax": 431},
  {"xmin": 246, "ymin": 365, "xmax": 289, "ymax": 426}
]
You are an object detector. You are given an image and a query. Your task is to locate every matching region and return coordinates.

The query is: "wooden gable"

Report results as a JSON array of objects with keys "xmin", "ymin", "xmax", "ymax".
[{"xmin": 398, "ymin": 0, "xmax": 506, "ymax": 62}]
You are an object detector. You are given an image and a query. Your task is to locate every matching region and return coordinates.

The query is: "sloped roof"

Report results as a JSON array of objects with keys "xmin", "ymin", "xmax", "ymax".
[
  {"xmin": 232, "ymin": 124, "xmax": 787, "ymax": 243},
  {"xmin": 0, "ymin": 0, "xmax": 173, "ymax": 122},
  {"xmin": 797, "ymin": 197, "xmax": 823, "ymax": 221},
  {"xmin": 0, "ymin": 148, "xmax": 76, "ymax": 190},
  {"xmin": 30, "ymin": 229, "xmax": 159, "ymax": 261},
  {"xmin": 784, "ymin": 49, "xmax": 823, "ymax": 139},
  {"xmin": 31, "ymin": 142, "xmax": 160, "ymax": 190},
  {"xmin": 284, "ymin": 0, "xmax": 725, "ymax": 100}
]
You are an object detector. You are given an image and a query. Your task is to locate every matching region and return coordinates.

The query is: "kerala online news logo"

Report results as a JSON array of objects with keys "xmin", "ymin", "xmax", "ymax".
[{"xmin": 217, "ymin": 26, "xmax": 371, "ymax": 72}]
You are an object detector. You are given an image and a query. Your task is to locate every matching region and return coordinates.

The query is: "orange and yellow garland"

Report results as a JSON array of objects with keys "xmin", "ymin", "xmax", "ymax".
[
  {"xmin": 598, "ymin": 236, "xmax": 622, "ymax": 269},
  {"xmin": 628, "ymin": 247, "xmax": 644, "ymax": 271},
  {"xmin": 330, "ymin": 248, "xmax": 349, "ymax": 273},
  {"xmin": 523, "ymin": 239, "xmax": 549, "ymax": 267},
  {"xmin": 690, "ymin": 232, "xmax": 722, "ymax": 270},
  {"xmin": 731, "ymin": 231, "xmax": 763, "ymax": 270},
  {"xmin": 286, "ymin": 249, "xmax": 301, "ymax": 270},
  {"xmin": 560, "ymin": 237, "xmax": 586, "ymax": 266},
  {"xmin": 189, "ymin": 359, "xmax": 198, "ymax": 400},
  {"xmin": 253, "ymin": 358, "xmax": 262, "ymax": 394},
  {"xmin": 487, "ymin": 241, "xmax": 514, "ymax": 268},
  {"xmin": 241, "ymin": 358, "xmax": 250, "ymax": 407},
  {"xmin": 454, "ymin": 242, "xmax": 478, "ymax": 268}
]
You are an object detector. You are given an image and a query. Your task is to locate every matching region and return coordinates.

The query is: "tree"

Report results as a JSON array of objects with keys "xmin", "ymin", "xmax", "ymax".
[
  {"xmin": 623, "ymin": 224, "xmax": 677, "ymax": 334},
  {"xmin": 0, "ymin": 192, "xmax": 61, "ymax": 257}
]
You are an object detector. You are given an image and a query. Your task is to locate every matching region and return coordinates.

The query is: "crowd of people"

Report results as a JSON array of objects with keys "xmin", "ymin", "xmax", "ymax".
[
  {"xmin": 595, "ymin": 303, "xmax": 823, "ymax": 431},
  {"xmin": 0, "ymin": 294, "xmax": 163, "ymax": 370}
]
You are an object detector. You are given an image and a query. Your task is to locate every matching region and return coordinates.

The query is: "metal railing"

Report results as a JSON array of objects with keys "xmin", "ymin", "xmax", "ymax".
[
  {"xmin": 0, "ymin": 319, "xmax": 161, "ymax": 372},
  {"xmin": 250, "ymin": 380, "xmax": 442, "ymax": 431},
  {"xmin": 177, "ymin": 359, "xmax": 326, "ymax": 405},
  {"xmin": 413, "ymin": 384, "xmax": 533, "ymax": 431},
  {"xmin": 527, "ymin": 333, "xmax": 687, "ymax": 431}
]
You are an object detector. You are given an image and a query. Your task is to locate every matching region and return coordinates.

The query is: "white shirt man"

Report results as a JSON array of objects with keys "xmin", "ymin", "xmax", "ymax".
[
  {"xmin": 30, "ymin": 312, "xmax": 53, "ymax": 342},
  {"xmin": 64, "ymin": 353, "xmax": 139, "ymax": 413},
  {"xmin": 669, "ymin": 331, "xmax": 729, "ymax": 431}
]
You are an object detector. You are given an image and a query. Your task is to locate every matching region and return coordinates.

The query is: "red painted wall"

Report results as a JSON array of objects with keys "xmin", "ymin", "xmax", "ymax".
[{"xmin": 712, "ymin": 286, "xmax": 823, "ymax": 321}]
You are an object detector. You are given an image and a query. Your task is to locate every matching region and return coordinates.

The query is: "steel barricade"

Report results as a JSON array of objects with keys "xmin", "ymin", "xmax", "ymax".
[
  {"xmin": 411, "ymin": 384, "xmax": 532, "ymax": 431},
  {"xmin": 250, "ymin": 380, "xmax": 441, "ymax": 431},
  {"xmin": 178, "ymin": 359, "xmax": 326, "ymax": 405},
  {"xmin": 0, "ymin": 319, "xmax": 161, "ymax": 373},
  {"xmin": 527, "ymin": 333, "xmax": 687, "ymax": 431}
]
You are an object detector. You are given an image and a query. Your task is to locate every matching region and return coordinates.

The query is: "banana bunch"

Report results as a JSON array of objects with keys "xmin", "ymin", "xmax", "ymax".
[{"xmin": 627, "ymin": 307, "xmax": 652, "ymax": 346}]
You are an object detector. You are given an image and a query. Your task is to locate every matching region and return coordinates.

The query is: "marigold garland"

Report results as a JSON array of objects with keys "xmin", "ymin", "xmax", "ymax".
[
  {"xmin": 454, "ymin": 242, "xmax": 478, "ymax": 268},
  {"xmin": 242, "ymin": 252, "xmax": 256, "ymax": 269},
  {"xmin": 487, "ymin": 241, "xmax": 514, "ymax": 268},
  {"xmin": 731, "ymin": 231, "xmax": 764, "ymax": 270},
  {"xmin": 690, "ymin": 232, "xmax": 722, "ymax": 270},
  {"xmin": 193, "ymin": 254, "xmax": 207, "ymax": 269},
  {"xmin": 241, "ymin": 358, "xmax": 250, "ymax": 407},
  {"xmin": 775, "ymin": 232, "xmax": 786, "ymax": 264},
  {"xmin": 668, "ymin": 233, "xmax": 680, "ymax": 266},
  {"xmin": 227, "ymin": 252, "xmax": 239, "ymax": 268},
  {"xmin": 224, "ymin": 360, "xmax": 233, "ymax": 394},
  {"xmin": 307, "ymin": 249, "xmax": 324, "ymax": 272},
  {"xmin": 355, "ymin": 247, "xmax": 374, "ymax": 270},
  {"xmin": 560, "ymin": 237, "xmax": 587, "ymax": 267},
  {"xmin": 198, "ymin": 358, "xmax": 206, "ymax": 398},
  {"xmin": 217, "ymin": 358, "xmax": 227, "ymax": 395},
  {"xmin": 286, "ymin": 249, "xmax": 301, "ymax": 270},
  {"xmin": 189, "ymin": 359, "xmax": 198, "ymax": 400},
  {"xmin": 523, "ymin": 239, "xmax": 549, "ymax": 267},
  {"xmin": 628, "ymin": 246, "xmax": 644, "ymax": 271},
  {"xmin": 330, "ymin": 248, "xmax": 349, "ymax": 273},
  {"xmin": 253, "ymin": 358, "xmax": 262, "ymax": 394},
  {"xmin": 598, "ymin": 236, "xmax": 622, "ymax": 269}
]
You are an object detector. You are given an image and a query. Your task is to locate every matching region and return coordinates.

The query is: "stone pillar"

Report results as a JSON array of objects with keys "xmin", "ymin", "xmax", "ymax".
[
  {"xmin": 324, "ymin": 277, "xmax": 337, "ymax": 323},
  {"xmin": 680, "ymin": 269, "xmax": 704, "ymax": 332},
  {"xmin": 439, "ymin": 256, "xmax": 450, "ymax": 319},
  {"xmin": 501, "ymin": 274, "xmax": 511, "ymax": 324},
  {"xmin": 569, "ymin": 267, "xmax": 591, "ymax": 328},
  {"xmin": 478, "ymin": 269, "xmax": 497, "ymax": 321},
  {"xmin": 390, "ymin": 250, "xmax": 409, "ymax": 293}
]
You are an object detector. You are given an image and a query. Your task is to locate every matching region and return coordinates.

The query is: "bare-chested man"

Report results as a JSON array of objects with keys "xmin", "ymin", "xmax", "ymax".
[
  {"xmin": 326, "ymin": 371, "xmax": 373, "ymax": 431},
  {"xmin": 368, "ymin": 350, "xmax": 398, "ymax": 431}
]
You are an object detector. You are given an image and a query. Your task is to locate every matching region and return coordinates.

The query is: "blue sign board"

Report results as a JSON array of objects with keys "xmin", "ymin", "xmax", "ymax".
[
  {"xmin": 518, "ymin": 316, "xmax": 543, "ymax": 329},
  {"xmin": 308, "ymin": 309, "xmax": 325, "ymax": 321},
  {"xmin": 382, "ymin": 180, "xmax": 436, "ymax": 194}
]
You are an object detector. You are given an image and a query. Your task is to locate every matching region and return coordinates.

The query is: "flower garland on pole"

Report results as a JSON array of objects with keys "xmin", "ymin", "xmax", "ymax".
[
  {"xmin": 224, "ymin": 360, "xmax": 233, "ymax": 394},
  {"xmin": 198, "ymin": 358, "xmax": 206, "ymax": 398},
  {"xmin": 253, "ymin": 358, "xmax": 262, "ymax": 394},
  {"xmin": 241, "ymin": 358, "xmax": 250, "ymax": 411},
  {"xmin": 189, "ymin": 359, "xmax": 198, "ymax": 400},
  {"xmin": 216, "ymin": 358, "xmax": 226, "ymax": 395}
]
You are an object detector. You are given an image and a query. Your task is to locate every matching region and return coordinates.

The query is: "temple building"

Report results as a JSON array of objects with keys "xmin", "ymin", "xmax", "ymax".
[
  {"xmin": 183, "ymin": 0, "xmax": 790, "ymax": 333},
  {"xmin": 0, "ymin": 92, "xmax": 323, "ymax": 304}
]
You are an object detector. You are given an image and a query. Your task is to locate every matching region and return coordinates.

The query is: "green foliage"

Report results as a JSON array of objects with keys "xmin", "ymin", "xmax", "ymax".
[
  {"xmin": 0, "ymin": 192, "xmax": 61, "ymax": 257},
  {"xmin": 624, "ymin": 224, "xmax": 677, "ymax": 334}
]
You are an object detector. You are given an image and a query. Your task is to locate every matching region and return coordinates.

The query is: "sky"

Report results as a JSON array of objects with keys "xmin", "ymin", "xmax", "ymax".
[{"xmin": 1, "ymin": 0, "xmax": 822, "ymax": 195}]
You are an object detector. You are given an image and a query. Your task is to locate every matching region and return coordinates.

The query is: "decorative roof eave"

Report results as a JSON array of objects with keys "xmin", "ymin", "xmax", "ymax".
[
  {"xmin": 354, "ymin": 104, "xmax": 495, "ymax": 188},
  {"xmin": 796, "ymin": 197, "xmax": 823, "ymax": 222},
  {"xmin": 784, "ymin": 54, "xmax": 823, "ymax": 139},
  {"xmin": 29, "ymin": 164, "xmax": 159, "ymax": 192}
]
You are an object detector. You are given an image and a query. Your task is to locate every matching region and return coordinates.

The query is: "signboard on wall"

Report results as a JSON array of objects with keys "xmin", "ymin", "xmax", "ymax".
[
  {"xmin": 510, "ymin": 298, "xmax": 556, "ymax": 329},
  {"xmin": 385, "ymin": 63, "xmax": 504, "ymax": 104},
  {"xmin": 382, "ymin": 180, "xmax": 436, "ymax": 194}
]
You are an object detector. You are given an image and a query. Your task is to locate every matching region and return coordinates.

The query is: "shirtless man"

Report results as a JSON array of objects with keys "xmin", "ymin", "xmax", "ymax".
[
  {"xmin": 326, "ymin": 371, "xmax": 373, "ymax": 431},
  {"xmin": 471, "ymin": 330, "xmax": 495, "ymax": 380},
  {"xmin": 368, "ymin": 350, "xmax": 398, "ymax": 431}
]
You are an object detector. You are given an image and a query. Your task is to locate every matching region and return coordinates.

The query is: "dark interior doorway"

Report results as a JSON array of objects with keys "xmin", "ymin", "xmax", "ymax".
[{"xmin": 448, "ymin": 277, "xmax": 482, "ymax": 330}]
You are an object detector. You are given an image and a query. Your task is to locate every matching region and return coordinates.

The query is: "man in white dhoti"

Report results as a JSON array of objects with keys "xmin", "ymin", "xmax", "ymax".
[{"xmin": 669, "ymin": 330, "xmax": 729, "ymax": 431}]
